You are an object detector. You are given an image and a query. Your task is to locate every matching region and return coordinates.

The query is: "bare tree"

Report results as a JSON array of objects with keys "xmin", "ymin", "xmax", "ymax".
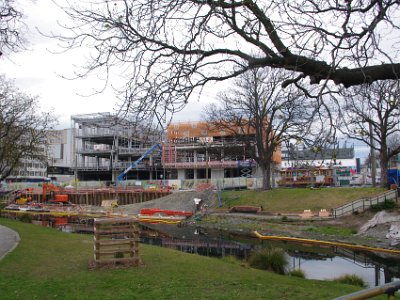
[
  {"xmin": 54, "ymin": 0, "xmax": 400, "ymax": 120},
  {"xmin": 204, "ymin": 68, "xmax": 312, "ymax": 190},
  {"xmin": 0, "ymin": 0, "xmax": 25, "ymax": 56},
  {"xmin": 338, "ymin": 80, "xmax": 400, "ymax": 187},
  {"xmin": 0, "ymin": 75, "xmax": 56, "ymax": 181}
]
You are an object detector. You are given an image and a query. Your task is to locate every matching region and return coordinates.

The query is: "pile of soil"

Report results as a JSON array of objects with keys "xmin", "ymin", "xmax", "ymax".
[{"xmin": 118, "ymin": 190, "xmax": 217, "ymax": 215}]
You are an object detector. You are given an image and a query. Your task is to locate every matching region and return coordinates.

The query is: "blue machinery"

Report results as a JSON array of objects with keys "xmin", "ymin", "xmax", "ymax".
[{"xmin": 117, "ymin": 143, "xmax": 161, "ymax": 182}]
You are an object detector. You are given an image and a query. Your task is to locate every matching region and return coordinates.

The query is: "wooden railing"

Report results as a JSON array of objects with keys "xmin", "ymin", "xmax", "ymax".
[{"xmin": 333, "ymin": 190, "xmax": 398, "ymax": 218}]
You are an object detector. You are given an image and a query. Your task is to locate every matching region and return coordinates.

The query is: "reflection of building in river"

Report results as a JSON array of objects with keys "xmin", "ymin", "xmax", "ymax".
[
  {"xmin": 287, "ymin": 245, "xmax": 400, "ymax": 287},
  {"xmin": 141, "ymin": 223, "xmax": 400, "ymax": 287}
]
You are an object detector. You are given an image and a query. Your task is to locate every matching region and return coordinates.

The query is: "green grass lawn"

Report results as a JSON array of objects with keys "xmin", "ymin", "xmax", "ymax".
[
  {"xmin": 222, "ymin": 187, "xmax": 386, "ymax": 213},
  {"xmin": 0, "ymin": 218, "xmax": 364, "ymax": 300}
]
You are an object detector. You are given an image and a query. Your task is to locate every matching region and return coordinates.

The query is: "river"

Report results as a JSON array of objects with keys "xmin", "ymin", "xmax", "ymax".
[{"xmin": 139, "ymin": 223, "xmax": 400, "ymax": 287}]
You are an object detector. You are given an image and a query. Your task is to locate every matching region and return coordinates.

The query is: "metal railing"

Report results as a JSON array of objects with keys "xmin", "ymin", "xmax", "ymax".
[
  {"xmin": 334, "ymin": 280, "xmax": 400, "ymax": 300},
  {"xmin": 333, "ymin": 190, "xmax": 398, "ymax": 218}
]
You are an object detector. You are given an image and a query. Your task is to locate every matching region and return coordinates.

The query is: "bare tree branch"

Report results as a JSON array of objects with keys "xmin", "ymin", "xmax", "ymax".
[
  {"xmin": 337, "ymin": 80, "xmax": 400, "ymax": 187},
  {"xmin": 52, "ymin": 0, "xmax": 400, "ymax": 120},
  {"xmin": 0, "ymin": 0, "xmax": 26, "ymax": 56},
  {"xmin": 203, "ymin": 67, "xmax": 315, "ymax": 189}
]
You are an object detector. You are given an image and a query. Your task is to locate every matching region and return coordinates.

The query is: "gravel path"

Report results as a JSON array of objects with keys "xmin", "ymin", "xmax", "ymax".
[{"xmin": 0, "ymin": 225, "xmax": 20, "ymax": 261}]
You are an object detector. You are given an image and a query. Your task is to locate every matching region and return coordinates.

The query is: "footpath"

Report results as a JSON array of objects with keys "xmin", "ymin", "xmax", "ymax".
[{"xmin": 0, "ymin": 225, "xmax": 20, "ymax": 260}]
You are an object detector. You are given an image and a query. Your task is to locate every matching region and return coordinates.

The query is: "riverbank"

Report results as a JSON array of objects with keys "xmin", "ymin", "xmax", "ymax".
[
  {"xmin": 0, "ymin": 218, "xmax": 361, "ymax": 299},
  {"xmin": 118, "ymin": 189, "xmax": 400, "ymax": 253}
]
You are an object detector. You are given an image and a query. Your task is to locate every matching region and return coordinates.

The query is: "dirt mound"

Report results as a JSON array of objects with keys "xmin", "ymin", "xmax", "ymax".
[{"xmin": 119, "ymin": 190, "xmax": 217, "ymax": 215}]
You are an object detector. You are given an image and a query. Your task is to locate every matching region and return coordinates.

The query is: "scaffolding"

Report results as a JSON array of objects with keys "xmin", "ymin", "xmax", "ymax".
[{"xmin": 71, "ymin": 113, "xmax": 163, "ymax": 182}]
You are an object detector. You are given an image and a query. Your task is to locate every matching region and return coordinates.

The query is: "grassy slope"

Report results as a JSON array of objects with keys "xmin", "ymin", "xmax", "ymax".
[
  {"xmin": 222, "ymin": 187, "xmax": 386, "ymax": 213},
  {"xmin": 0, "ymin": 218, "xmax": 361, "ymax": 300}
]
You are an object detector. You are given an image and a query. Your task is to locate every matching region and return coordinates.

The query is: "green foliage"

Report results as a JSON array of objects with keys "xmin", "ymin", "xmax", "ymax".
[
  {"xmin": 248, "ymin": 247, "xmax": 288, "ymax": 274},
  {"xmin": 0, "ymin": 202, "xmax": 6, "ymax": 210},
  {"xmin": 114, "ymin": 251, "xmax": 124, "ymax": 259},
  {"xmin": 18, "ymin": 213, "xmax": 32, "ymax": 223},
  {"xmin": 370, "ymin": 200, "xmax": 397, "ymax": 212},
  {"xmin": 288, "ymin": 269, "xmax": 306, "ymax": 278},
  {"xmin": 306, "ymin": 226, "xmax": 357, "ymax": 236},
  {"xmin": 220, "ymin": 255, "xmax": 241, "ymax": 265},
  {"xmin": 333, "ymin": 274, "xmax": 366, "ymax": 287}
]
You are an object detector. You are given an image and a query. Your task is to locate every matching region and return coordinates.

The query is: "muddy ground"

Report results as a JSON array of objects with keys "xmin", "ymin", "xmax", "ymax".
[{"xmin": 117, "ymin": 190, "xmax": 400, "ymax": 252}]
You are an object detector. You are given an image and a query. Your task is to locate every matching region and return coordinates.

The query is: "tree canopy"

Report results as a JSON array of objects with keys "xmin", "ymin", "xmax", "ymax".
[
  {"xmin": 338, "ymin": 80, "xmax": 400, "ymax": 186},
  {"xmin": 0, "ymin": 75, "xmax": 55, "ymax": 181},
  {"xmin": 56, "ymin": 0, "xmax": 400, "ymax": 118}
]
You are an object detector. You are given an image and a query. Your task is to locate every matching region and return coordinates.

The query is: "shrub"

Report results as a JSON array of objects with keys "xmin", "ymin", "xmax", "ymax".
[
  {"xmin": 333, "ymin": 274, "xmax": 366, "ymax": 287},
  {"xmin": 248, "ymin": 247, "xmax": 288, "ymax": 275},
  {"xmin": 370, "ymin": 200, "xmax": 397, "ymax": 212},
  {"xmin": 19, "ymin": 213, "xmax": 32, "ymax": 223},
  {"xmin": 288, "ymin": 269, "xmax": 306, "ymax": 278},
  {"xmin": 220, "ymin": 255, "xmax": 241, "ymax": 265}
]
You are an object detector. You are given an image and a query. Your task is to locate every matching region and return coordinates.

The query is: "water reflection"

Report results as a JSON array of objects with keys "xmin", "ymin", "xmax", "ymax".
[{"xmin": 140, "ymin": 223, "xmax": 400, "ymax": 287}]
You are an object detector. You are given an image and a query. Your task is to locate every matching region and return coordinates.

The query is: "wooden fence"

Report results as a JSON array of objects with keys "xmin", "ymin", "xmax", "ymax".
[
  {"xmin": 332, "ymin": 189, "xmax": 398, "ymax": 218},
  {"xmin": 92, "ymin": 217, "xmax": 140, "ymax": 268}
]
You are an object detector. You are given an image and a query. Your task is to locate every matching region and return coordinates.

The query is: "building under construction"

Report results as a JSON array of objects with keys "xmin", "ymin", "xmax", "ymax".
[
  {"xmin": 66, "ymin": 115, "xmax": 282, "ymax": 183},
  {"xmin": 162, "ymin": 121, "xmax": 282, "ymax": 180},
  {"xmin": 71, "ymin": 113, "xmax": 163, "ymax": 182}
]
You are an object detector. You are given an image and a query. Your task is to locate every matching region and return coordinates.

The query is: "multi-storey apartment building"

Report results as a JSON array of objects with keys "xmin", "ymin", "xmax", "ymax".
[
  {"xmin": 46, "ymin": 129, "xmax": 74, "ymax": 181},
  {"xmin": 162, "ymin": 121, "xmax": 282, "ymax": 181}
]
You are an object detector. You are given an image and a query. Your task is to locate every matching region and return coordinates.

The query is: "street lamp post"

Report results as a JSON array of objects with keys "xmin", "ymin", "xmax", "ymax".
[{"xmin": 205, "ymin": 142, "xmax": 209, "ymax": 184}]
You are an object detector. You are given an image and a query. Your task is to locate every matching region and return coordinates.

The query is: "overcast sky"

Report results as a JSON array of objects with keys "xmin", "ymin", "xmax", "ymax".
[
  {"xmin": 1, "ymin": 0, "xmax": 370, "ymax": 160},
  {"xmin": 1, "ymin": 0, "xmax": 217, "ymax": 129}
]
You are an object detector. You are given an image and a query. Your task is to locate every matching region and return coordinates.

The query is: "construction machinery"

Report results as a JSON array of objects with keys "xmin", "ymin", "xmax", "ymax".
[
  {"xmin": 42, "ymin": 183, "xmax": 70, "ymax": 205},
  {"xmin": 14, "ymin": 188, "xmax": 33, "ymax": 205},
  {"xmin": 117, "ymin": 143, "xmax": 162, "ymax": 182}
]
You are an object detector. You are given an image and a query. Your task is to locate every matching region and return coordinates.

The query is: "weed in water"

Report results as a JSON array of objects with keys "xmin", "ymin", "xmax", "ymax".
[{"xmin": 248, "ymin": 247, "xmax": 288, "ymax": 275}]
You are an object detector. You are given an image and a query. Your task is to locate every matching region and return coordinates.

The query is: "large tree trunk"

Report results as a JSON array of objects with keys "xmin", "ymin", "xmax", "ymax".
[
  {"xmin": 380, "ymin": 150, "xmax": 389, "ymax": 188},
  {"xmin": 261, "ymin": 163, "xmax": 272, "ymax": 190}
]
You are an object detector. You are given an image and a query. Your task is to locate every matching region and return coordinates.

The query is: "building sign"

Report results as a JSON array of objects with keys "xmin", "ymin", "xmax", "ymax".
[{"xmin": 199, "ymin": 137, "xmax": 213, "ymax": 144}]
